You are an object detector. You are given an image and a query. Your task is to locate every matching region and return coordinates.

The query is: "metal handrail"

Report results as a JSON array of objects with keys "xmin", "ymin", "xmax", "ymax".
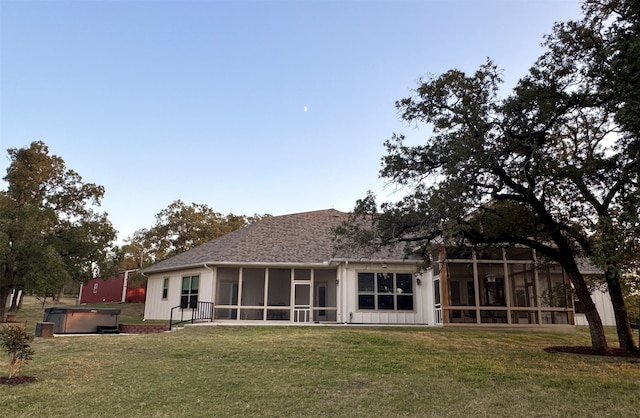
[{"xmin": 169, "ymin": 301, "xmax": 214, "ymax": 330}]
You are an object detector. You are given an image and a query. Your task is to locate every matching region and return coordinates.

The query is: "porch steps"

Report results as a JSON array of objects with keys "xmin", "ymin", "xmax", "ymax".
[{"xmin": 96, "ymin": 325, "xmax": 120, "ymax": 334}]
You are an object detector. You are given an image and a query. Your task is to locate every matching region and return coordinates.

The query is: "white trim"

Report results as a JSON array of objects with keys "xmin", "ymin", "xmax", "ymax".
[{"xmin": 121, "ymin": 271, "xmax": 129, "ymax": 303}]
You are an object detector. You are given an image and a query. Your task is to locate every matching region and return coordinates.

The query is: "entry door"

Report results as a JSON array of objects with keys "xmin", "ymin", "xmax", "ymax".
[{"xmin": 294, "ymin": 283, "xmax": 311, "ymax": 323}]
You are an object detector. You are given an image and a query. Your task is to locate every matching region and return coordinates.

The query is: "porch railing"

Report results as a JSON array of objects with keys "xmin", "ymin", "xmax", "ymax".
[{"xmin": 169, "ymin": 301, "xmax": 214, "ymax": 331}]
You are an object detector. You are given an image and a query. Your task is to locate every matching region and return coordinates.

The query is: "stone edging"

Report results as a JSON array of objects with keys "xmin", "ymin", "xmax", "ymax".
[{"xmin": 118, "ymin": 324, "xmax": 168, "ymax": 334}]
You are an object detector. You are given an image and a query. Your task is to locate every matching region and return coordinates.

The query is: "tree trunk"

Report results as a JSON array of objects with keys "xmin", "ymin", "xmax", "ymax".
[
  {"xmin": 605, "ymin": 268, "xmax": 638, "ymax": 352},
  {"xmin": 56, "ymin": 285, "xmax": 65, "ymax": 302},
  {"xmin": 564, "ymin": 263, "xmax": 609, "ymax": 352},
  {"xmin": 17, "ymin": 291, "xmax": 24, "ymax": 310},
  {"xmin": 8, "ymin": 288, "xmax": 20, "ymax": 312},
  {"xmin": 0, "ymin": 286, "xmax": 10, "ymax": 323}
]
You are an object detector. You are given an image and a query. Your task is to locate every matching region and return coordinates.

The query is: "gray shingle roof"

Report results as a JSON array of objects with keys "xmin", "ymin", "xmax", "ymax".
[{"xmin": 142, "ymin": 209, "xmax": 415, "ymax": 274}]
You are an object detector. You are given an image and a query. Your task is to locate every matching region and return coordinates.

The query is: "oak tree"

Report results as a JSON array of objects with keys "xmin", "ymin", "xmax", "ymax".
[
  {"xmin": 0, "ymin": 142, "xmax": 117, "ymax": 320},
  {"xmin": 338, "ymin": 0, "xmax": 639, "ymax": 352},
  {"xmin": 120, "ymin": 200, "xmax": 267, "ymax": 268}
]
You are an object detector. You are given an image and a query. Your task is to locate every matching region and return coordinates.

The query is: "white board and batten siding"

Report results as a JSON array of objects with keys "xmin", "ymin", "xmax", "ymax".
[
  {"xmin": 339, "ymin": 262, "xmax": 434, "ymax": 325},
  {"xmin": 574, "ymin": 290, "xmax": 616, "ymax": 327},
  {"xmin": 144, "ymin": 268, "xmax": 214, "ymax": 321}
]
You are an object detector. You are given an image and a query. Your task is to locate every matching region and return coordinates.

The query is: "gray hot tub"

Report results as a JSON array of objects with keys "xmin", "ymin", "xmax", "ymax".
[{"xmin": 43, "ymin": 307, "xmax": 121, "ymax": 334}]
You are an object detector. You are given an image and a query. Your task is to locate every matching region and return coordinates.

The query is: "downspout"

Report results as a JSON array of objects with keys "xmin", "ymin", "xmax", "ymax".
[
  {"xmin": 139, "ymin": 271, "xmax": 148, "ymax": 321},
  {"xmin": 343, "ymin": 260, "xmax": 349, "ymax": 323}
]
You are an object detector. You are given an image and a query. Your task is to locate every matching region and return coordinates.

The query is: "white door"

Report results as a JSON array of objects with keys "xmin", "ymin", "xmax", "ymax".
[{"xmin": 294, "ymin": 282, "xmax": 311, "ymax": 323}]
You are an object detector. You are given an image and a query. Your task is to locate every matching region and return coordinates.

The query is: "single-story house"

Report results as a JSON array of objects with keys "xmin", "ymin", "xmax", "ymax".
[
  {"xmin": 142, "ymin": 209, "xmax": 615, "ymax": 328},
  {"xmin": 79, "ymin": 270, "xmax": 146, "ymax": 304}
]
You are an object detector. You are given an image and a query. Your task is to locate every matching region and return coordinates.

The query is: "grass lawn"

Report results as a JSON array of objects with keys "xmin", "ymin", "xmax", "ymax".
[{"xmin": 1, "ymin": 299, "xmax": 639, "ymax": 417}]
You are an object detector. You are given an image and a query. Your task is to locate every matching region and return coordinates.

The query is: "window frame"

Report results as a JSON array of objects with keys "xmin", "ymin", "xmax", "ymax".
[
  {"xmin": 357, "ymin": 271, "xmax": 414, "ymax": 312},
  {"xmin": 162, "ymin": 277, "xmax": 169, "ymax": 300},
  {"xmin": 181, "ymin": 275, "xmax": 199, "ymax": 309}
]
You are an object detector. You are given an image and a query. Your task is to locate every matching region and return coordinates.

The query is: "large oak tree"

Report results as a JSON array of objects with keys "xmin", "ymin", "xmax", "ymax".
[
  {"xmin": 0, "ymin": 141, "xmax": 117, "ymax": 320},
  {"xmin": 337, "ymin": 0, "xmax": 639, "ymax": 352},
  {"xmin": 119, "ymin": 200, "xmax": 267, "ymax": 269}
]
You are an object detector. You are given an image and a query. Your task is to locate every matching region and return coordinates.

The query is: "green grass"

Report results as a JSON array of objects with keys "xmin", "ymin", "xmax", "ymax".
[{"xmin": 1, "ymin": 299, "xmax": 639, "ymax": 417}]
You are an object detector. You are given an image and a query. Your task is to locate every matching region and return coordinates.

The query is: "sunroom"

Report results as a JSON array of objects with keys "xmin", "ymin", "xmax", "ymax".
[{"xmin": 435, "ymin": 246, "xmax": 574, "ymax": 326}]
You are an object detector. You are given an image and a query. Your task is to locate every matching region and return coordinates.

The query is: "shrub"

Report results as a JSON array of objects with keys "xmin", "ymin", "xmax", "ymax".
[{"xmin": 0, "ymin": 325, "xmax": 35, "ymax": 378}]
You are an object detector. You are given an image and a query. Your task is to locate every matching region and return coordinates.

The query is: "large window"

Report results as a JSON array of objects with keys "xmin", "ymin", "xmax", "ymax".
[
  {"xmin": 181, "ymin": 275, "xmax": 199, "ymax": 309},
  {"xmin": 357, "ymin": 272, "xmax": 414, "ymax": 311}
]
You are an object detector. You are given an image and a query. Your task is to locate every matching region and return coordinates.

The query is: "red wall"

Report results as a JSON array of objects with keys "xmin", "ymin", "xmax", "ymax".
[
  {"xmin": 125, "ymin": 285, "xmax": 146, "ymax": 303},
  {"xmin": 80, "ymin": 272, "xmax": 146, "ymax": 304},
  {"xmin": 80, "ymin": 273, "xmax": 126, "ymax": 303}
]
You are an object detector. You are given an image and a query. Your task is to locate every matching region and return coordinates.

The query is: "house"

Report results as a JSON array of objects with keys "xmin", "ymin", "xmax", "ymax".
[
  {"xmin": 142, "ymin": 209, "xmax": 615, "ymax": 328},
  {"xmin": 79, "ymin": 270, "xmax": 145, "ymax": 304}
]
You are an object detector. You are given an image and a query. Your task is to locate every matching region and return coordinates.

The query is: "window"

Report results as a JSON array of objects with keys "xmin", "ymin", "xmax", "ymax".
[
  {"xmin": 357, "ymin": 272, "xmax": 414, "ymax": 311},
  {"xmin": 181, "ymin": 275, "xmax": 199, "ymax": 309},
  {"xmin": 162, "ymin": 278, "xmax": 169, "ymax": 300},
  {"xmin": 93, "ymin": 283, "xmax": 99, "ymax": 294},
  {"xmin": 434, "ymin": 278, "xmax": 441, "ymax": 305}
]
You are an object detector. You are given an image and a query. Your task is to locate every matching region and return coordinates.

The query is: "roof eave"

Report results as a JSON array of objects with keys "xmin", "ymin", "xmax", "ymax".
[
  {"xmin": 329, "ymin": 258, "xmax": 422, "ymax": 266},
  {"xmin": 142, "ymin": 260, "xmax": 335, "ymax": 275}
]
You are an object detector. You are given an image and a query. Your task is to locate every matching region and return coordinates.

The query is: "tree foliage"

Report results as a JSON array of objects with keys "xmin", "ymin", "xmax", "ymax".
[
  {"xmin": 0, "ymin": 325, "xmax": 35, "ymax": 379},
  {"xmin": 0, "ymin": 141, "xmax": 117, "ymax": 320},
  {"xmin": 337, "ymin": 0, "xmax": 639, "ymax": 352},
  {"xmin": 119, "ymin": 200, "xmax": 267, "ymax": 269}
]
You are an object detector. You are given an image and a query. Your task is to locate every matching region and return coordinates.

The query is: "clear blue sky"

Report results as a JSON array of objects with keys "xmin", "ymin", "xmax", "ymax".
[{"xmin": 0, "ymin": 0, "xmax": 583, "ymax": 243}]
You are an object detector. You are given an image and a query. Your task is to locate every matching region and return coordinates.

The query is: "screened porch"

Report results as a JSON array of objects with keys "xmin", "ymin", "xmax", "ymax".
[{"xmin": 213, "ymin": 267, "xmax": 338, "ymax": 323}]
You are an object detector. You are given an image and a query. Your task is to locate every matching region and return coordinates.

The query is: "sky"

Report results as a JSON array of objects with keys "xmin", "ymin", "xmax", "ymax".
[{"xmin": 0, "ymin": 0, "xmax": 584, "ymax": 243}]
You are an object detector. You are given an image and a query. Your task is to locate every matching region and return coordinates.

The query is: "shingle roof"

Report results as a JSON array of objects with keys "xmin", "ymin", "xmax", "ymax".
[{"xmin": 142, "ymin": 209, "xmax": 416, "ymax": 274}]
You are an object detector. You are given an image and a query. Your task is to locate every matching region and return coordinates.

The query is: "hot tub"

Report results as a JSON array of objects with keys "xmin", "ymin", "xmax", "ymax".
[{"xmin": 43, "ymin": 307, "xmax": 121, "ymax": 334}]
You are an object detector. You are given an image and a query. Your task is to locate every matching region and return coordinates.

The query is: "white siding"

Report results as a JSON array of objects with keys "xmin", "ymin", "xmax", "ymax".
[
  {"xmin": 340, "ymin": 262, "xmax": 433, "ymax": 325},
  {"xmin": 574, "ymin": 290, "xmax": 616, "ymax": 326},
  {"xmin": 144, "ymin": 268, "xmax": 214, "ymax": 321}
]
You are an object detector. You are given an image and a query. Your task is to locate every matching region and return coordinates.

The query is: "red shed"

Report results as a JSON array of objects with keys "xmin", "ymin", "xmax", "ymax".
[{"xmin": 79, "ymin": 270, "xmax": 145, "ymax": 304}]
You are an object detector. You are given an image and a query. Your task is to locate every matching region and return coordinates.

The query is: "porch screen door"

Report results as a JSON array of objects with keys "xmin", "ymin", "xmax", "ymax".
[{"xmin": 294, "ymin": 283, "xmax": 311, "ymax": 323}]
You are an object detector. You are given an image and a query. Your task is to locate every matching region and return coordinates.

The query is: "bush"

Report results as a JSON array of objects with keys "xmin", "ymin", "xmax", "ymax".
[{"xmin": 0, "ymin": 325, "xmax": 35, "ymax": 378}]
